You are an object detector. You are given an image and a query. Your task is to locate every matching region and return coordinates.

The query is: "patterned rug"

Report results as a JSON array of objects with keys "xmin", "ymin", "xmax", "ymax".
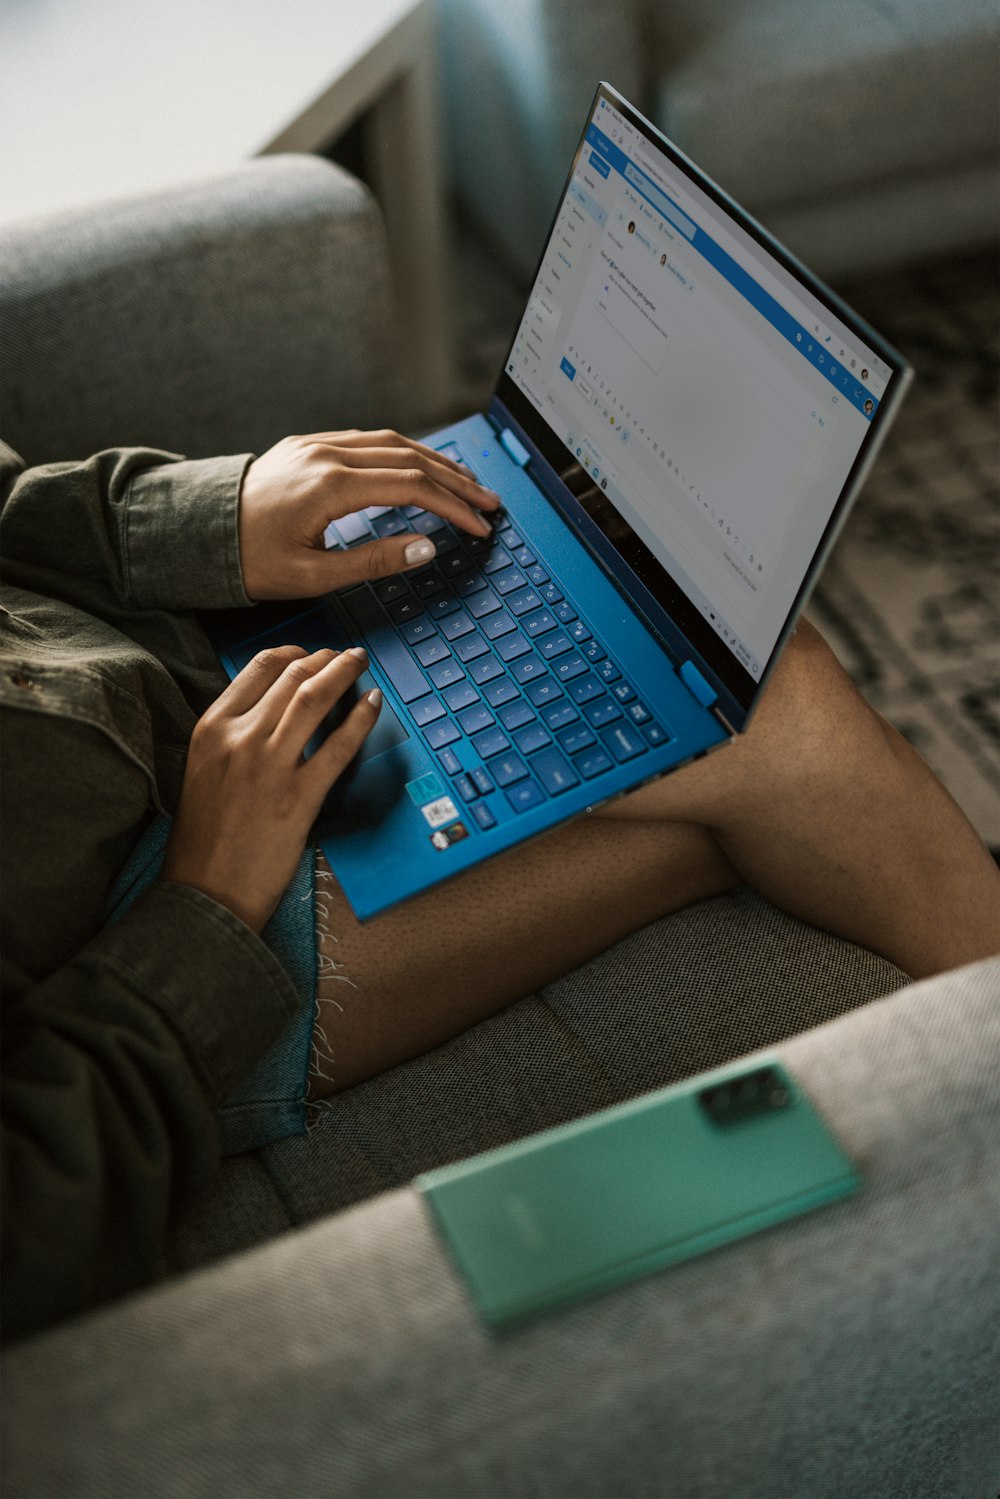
[{"xmin": 808, "ymin": 249, "xmax": 999, "ymax": 847}]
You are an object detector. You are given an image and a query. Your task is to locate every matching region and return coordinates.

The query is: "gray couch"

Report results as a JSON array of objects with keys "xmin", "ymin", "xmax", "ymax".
[
  {"xmin": 1, "ymin": 156, "xmax": 997, "ymax": 1497},
  {"xmin": 441, "ymin": 0, "xmax": 1000, "ymax": 285}
]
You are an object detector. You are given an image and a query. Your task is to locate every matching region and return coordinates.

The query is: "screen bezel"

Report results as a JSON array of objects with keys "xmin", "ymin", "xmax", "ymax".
[{"xmin": 492, "ymin": 82, "xmax": 911, "ymax": 724}]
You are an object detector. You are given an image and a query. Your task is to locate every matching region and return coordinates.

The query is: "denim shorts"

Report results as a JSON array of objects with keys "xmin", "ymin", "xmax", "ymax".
[{"xmin": 102, "ymin": 814, "xmax": 318, "ymax": 1155}]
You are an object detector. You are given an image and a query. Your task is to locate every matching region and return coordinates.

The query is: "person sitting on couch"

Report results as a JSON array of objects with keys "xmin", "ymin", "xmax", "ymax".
[{"xmin": 2, "ymin": 427, "xmax": 997, "ymax": 1343}]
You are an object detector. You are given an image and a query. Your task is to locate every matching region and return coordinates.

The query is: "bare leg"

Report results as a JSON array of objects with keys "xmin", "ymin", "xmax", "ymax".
[{"xmin": 309, "ymin": 620, "xmax": 999, "ymax": 1095}]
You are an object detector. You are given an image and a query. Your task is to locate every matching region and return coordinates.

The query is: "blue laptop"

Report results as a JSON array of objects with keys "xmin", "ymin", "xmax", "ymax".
[{"xmin": 214, "ymin": 83, "xmax": 911, "ymax": 921}]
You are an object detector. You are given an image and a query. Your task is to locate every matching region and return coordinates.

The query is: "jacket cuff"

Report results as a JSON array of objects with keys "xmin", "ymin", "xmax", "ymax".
[
  {"xmin": 124, "ymin": 456, "xmax": 255, "ymax": 611},
  {"xmin": 85, "ymin": 881, "xmax": 301, "ymax": 1105}
]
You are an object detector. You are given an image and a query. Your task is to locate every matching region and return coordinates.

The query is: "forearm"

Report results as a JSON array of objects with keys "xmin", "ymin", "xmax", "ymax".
[{"xmin": 0, "ymin": 441, "xmax": 254, "ymax": 616}]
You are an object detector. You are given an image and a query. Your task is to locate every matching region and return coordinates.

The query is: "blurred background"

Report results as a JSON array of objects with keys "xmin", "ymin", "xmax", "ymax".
[{"xmin": 2, "ymin": 0, "xmax": 998, "ymax": 844}]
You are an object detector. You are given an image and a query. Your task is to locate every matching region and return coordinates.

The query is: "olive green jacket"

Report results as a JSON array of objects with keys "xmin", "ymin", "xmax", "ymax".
[{"xmin": 0, "ymin": 441, "xmax": 300, "ymax": 1342}]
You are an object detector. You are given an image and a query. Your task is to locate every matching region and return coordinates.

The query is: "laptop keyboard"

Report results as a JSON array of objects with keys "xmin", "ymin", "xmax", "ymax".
[{"xmin": 329, "ymin": 502, "xmax": 673, "ymax": 826}]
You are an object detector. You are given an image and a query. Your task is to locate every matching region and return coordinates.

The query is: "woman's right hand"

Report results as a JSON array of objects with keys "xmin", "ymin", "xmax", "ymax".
[{"xmin": 162, "ymin": 644, "xmax": 379, "ymax": 934}]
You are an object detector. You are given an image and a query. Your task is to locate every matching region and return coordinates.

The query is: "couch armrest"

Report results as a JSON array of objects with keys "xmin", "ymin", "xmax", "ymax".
[
  {"xmin": 3, "ymin": 958, "xmax": 997, "ymax": 1498},
  {"xmin": 0, "ymin": 155, "xmax": 395, "ymax": 466}
]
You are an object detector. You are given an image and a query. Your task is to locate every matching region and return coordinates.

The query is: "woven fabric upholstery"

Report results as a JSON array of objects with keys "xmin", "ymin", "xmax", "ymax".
[
  {"xmin": 0, "ymin": 155, "xmax": 394, "ymax": 466},
  {"xmin": 163, "ymin": 888, "xmax": 909, "ymax": 1273},
  {"xmin": 5, "ymin": 958, "xmax": 996, "ymax": 1499}
]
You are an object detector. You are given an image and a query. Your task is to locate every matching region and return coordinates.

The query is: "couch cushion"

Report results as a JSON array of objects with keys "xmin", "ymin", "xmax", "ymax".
[
  {"xmin": 656, "ymin": 0, "xmax": 1000, "ymax": 214},
  {"xmin": 163, "ymin": 887, "xmax": 908, "ymax": 1275}
]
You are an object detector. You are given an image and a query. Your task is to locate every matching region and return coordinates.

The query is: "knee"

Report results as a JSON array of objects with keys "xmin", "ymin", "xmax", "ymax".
[{"xmin": 745, "ymin": 617, "xmax": 892, "ymax": 774}]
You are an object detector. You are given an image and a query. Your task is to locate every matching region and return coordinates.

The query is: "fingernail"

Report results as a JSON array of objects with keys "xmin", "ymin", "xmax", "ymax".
[
  {"xmin": 404, "ymin": 538, "xmax": 436, "ymax": 565},
  {"xmin": 348, "ymin": 645, "xmax": 368, "ymax": 663},
  {"xmin": 476, "ymin": 514, "xmax": 493, "ymax": 535},
  {"xmin": 367, "ymin": 688, "xmax": 383, "ymax": 708}
]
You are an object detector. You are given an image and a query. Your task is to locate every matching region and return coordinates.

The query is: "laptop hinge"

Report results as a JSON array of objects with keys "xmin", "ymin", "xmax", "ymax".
[
  {"xmin": 499, "ymin": 427, "xmax": 531, "ymax": 468},
  {"xmin": 680, "ymin": 660, "xmax": 718, "ymax": 708}
]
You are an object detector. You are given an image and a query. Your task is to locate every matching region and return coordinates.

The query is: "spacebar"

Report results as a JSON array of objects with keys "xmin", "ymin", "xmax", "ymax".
[{"xmin": 337, "ymin": 587, "xmax": 430, "ymax": 704}]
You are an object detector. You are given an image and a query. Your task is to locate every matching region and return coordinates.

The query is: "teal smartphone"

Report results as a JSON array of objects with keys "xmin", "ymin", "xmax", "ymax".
[{"xmin": 416, "ymin": 1057, "xmax": 859, "ymax": 1328}]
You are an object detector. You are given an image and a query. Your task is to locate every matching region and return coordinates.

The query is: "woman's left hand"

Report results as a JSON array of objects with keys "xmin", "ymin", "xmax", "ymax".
[{"xmin": 237, "ymin": 429, "xmax": 501, "ymax": 601}]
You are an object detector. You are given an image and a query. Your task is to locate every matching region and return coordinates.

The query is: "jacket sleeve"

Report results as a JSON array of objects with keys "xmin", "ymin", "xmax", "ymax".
[
  {"xmin": 0, "ymin": 441, "xmax": 255, "ymax": 613},
  {"xmin": 1, "ymin": 882, "xmax": 300, "ymax": 1344}
]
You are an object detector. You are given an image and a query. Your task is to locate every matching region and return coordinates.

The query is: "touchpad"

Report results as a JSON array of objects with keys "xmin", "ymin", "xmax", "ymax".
[
  {"xmin": 316, "ymin": 667, "xmax": 408, "ymax": 764},
  {"xmin": 226, "ymin": 607, "xmax": 409, "ymax": 764}
]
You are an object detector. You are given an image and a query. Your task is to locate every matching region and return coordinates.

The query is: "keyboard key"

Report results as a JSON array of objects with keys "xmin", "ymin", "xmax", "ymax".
[
  {"xmin": 540, "ymin": 582, "xmax": 564, "ymax": 606},
  {"xmin": 552, "ymin": 653, "xmax": 589, "ymax": 683},
  {"xmin": 601, "ymin": 722, "xmax": 648, "ymax": 762},
  {"xmin": 483, "ymin": 677, "xmax": 520, "ymax": 709},
  {"xmin": 568, "ymin": 620, "xmax": 592, "ymax": 645},
  {"xmin": 373, "ymin": 577, "xmax": 410, "ymax": 605},
  {"xmin": 455, "ymin": 633, "xmax": 489, "ymax": 663},
  {"xmin": 644, "ymin": 721, "xmax": 672, "ymax": 746},
  {"xmin": 471, "ymin": 800, "xmax": 497, "ymax": 831},
  {"xmin": 411, "ymin": 510, "xmax": 446, "ymax": 534},
  {"xmin": 511, "ymin": 546, "xmax": 536, "ymax": 568},
  {"xmin": 339, "ymin": 588, "xmax": 429, "ymax": 704},
  {"xmin": 514, "ymin": 722, "xmax": 553, "ymax": 756},
  {"xmin": 497, "ymin": 632, "xmax": 532, "ymax": 663},
  {"xmin": 469, "ymin": 654, "xmax": 505, "ymax": 686},
  {"xmin": 469, "ymin": 765, "xmax": 494, "ymax": 795},
  {"xmin": 541, "ymin": 701, "xmax": 579, "ymax": 731},
  {"xmin": 494, "ymin": 568, "xmax": 527, "ymax": 597},
  {"xmin": 554, "ymin": 599, "xmax": 577, "ymax": 624},
  {"xmin": 387, "ymin": 595, "xmax": 423, "ymax": 627},
  {"xmin": 559, "ymin": 724, "xmax": 597, "ymax": 755},
  {"xmin": 509, "ymin": 589, "xmax": 542, "ymax": 618},
  {"xmin": 482, "ymin": 611, "xmax": 516, "ymax": 640},
  {"xmin": 627, "ymin": 702, "xmax": 652, "ymax": 725},
  {"xmin": 595, "ymin": 657, "xmax": 620, "ymax": 680},
  {"xmin": 501, "ymin": 528, "xmax": 524, "ymax": 551},
  {"xmin": 612, "ymin": 681, "xmax": 637, "ymax": 704},
  {"xmin": 426, "ymin": 593, "xmax": 461, "ymax": 621},
  {"xmin": 400, "ymin": 618, "xmax": 437, "ymax": 647},
  {"xmin": 493, "ymin": 753, "xmax": 529, "ymax": 788},
  {"xmin": 530, "ymin": 746, "xmax": 579, "ymax": 794},
  {"xmin": 525, "ymin": 678, "xmax": 562, "ymax": 708},
  {"xmin": 526, "ymin": 563, "xmax": 550, "ymax": 587},
  {"xmin": 577, "ymin": 748, "xmax": 614, "ymax": 779},
  {"xmin": 538, "ymin": 631, "xmax": 572, "ymax": 660},
  {"xmin": 506, "ymin": 778, "xmax": 545, "ymax": 813},
  {"xmin": 411, "ymin": 696, "xmax": 446, "ymax": 727},
  {"xmin": 413, "ymin": 572, "xmax": 447, "ymax": 600},
  {"xmin": 454, "ymin": 773, "xmax": 478, "ymax": 803},
  {"xmin": 494, "ymin": 512, "xmax": 511, "ymax": 531},
  {"xmin": 458, "ymin": 703, "xmax": 496, "ymax": 736},
  {"xmin": 438, "ymin": 746, "xmax": 462, "ymax": 776},
  {"xmin": 522, "ymin": 609, "xmax": 557, "ymax": 639},
  {"xmin": 471, "ymin": 727, "xmax": 511, "ymax": 759},
  {"xmin": 467, "ymin": 589, "xmax": 502, "ymax": 621},
  {"xmin": 333, "ymin": 512, "xmax": 373, "ymax": 546},
  {"xmin": 498, "ymin": 700, "xmax": 535, "ymax": 733},
  {"xmin": 455, "ymin": 572, "xmax": 488, "ymax": 598},
  {"xmin": 371, "ymin": 511, "xmax": 408, "ymax": 538},
  {"xmin": 428, "ymin": 660, "xmax": 466, "ymax": 690},
  {"xmin": 443, "ymin": 681, "xmax": 479, "ymax": 712},
  {"xmin": 482, "ymin": 547, "xmax": 511, "ymax": 576},
  {"xmin": 584, "ymin": 641, "xmax": 609, "ymax": 665},
  {"xmin": 510, "ymin": 655, "xmax": 547, "ymax": 685},
  {"xmin": 568, "ymin": 677, "xmax": 604, "ymax": 705},
  {"xmin": 425, "ymin": 719, "xmax": 460, "ymax": 750},
  {"xmin": 440, "ymin": 550, "xmax": 473, "ymax": 579},
  {"xmin": 440, "ymin": 611, "xmax": 475, "ymax": 642},
  {"xmin": 414, "ymin": 638, "xmax": 451, "ymax": 669},
  {"xmin": 585, "ymin": 699, "xmax": 622, "ymax": 728}
]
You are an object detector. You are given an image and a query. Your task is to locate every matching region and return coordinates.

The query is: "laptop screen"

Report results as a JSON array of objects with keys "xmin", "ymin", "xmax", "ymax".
[{"xmin": 495, "ymin": 84, "xmax": 908, "ymax": 718}]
